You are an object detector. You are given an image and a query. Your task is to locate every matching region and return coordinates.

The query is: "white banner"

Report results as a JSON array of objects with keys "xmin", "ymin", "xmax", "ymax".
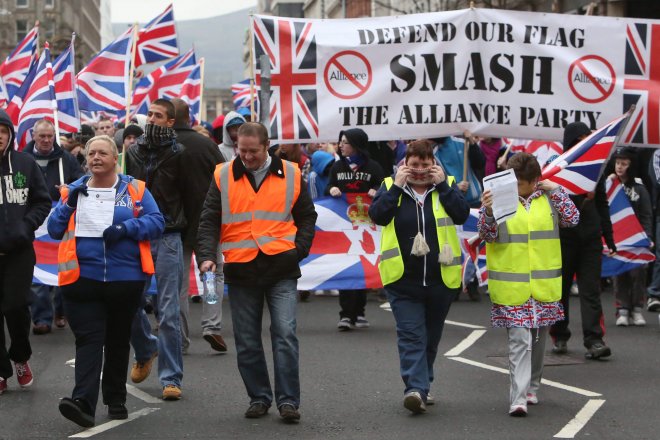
[{"xmin": 251, "ymin": 9, "xmax": 660, "ymax": 146}]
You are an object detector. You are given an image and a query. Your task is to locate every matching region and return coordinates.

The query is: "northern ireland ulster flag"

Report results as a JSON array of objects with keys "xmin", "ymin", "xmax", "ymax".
[
  {"xmin": 252, "ymin": 16, "xmax": 319, "ymax": 142},
  {"xmin": 299, "ymin": 195, "xmax": 382, "ymax": 291}
]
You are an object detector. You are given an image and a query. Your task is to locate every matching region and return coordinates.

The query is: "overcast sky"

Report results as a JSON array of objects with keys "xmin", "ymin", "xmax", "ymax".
[{"xmin": 110, "ymin": 0, "xmax": 257, "ymax": 23}]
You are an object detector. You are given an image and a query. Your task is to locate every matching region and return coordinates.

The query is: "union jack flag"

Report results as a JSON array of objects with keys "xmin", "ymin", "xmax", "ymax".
[
  {"xmin": 6, "ymin": 43, "xmax": 56, "ymax": 150},
  {"xmin": 77, "ymin": 27, "xmax": 134, "ymax": 112},
  {"xmin": 505, "ymin": 138, "xmax": 563, "ymax": 167},
  {"xmin": 0, "ymin": 24, "xmax": 39, "ymax": 106},
  {"xmin": 601, "ymin": 177, "xmax": 655, "ymax": 276},
  {"xmin": 53, "ymin": 36, "xmax": 80, "ymax": 134},
  {"xmin": 131, "ymin": 49, "xmax": 196, "ymax": 116},
  {"xmin": 252, "ymin": 16, "xmax": 318, "ymax": 142},
  {"xmin": 177, "ymin": 58, "xmax": 203, "ymax": 125},
  {"xmin": 622, "ymin": 22, "xmax": 660, "ymax": 146},
  {"xmin": 458, "ymin": 209, "xmax": 488, "ymax": 287},
  {"xmin": 231, "ymin": 79, "xmax": 259, "ymax": 111},
  {"xmin": 135, "ymin": 3, "xmax": 179, "ymax": 67},
  {"xmin": 541, "ymin": 112, "xmax": 630, "ymax": 195},
  {"xmin": 80, "ymin": 110, "xmax": 117, "ymax": 126},
  {"xmin": 299, "ymin": 194, "xmax": 382, "ymax": 290}
]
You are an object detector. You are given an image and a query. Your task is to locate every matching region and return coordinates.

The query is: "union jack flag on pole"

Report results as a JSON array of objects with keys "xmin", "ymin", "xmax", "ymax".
[
  {"xmin": 232, "ymin": 79, "xmax": 259, "ymax": 110},
  {"xmin": 135, "ymin": 3, "xmax": 179, "ymax": 67},
  {"xmin": 77, "ymin": 27, "xmax": 134, "ymax": 112},
  {"xmin": 0, "ymin": 23, "xmax": 39, "ymax": 106},
  {"xmin": 177, "ymin": 58, "xmax": 203, "ymax": 125},
  {"xmin": 53, "ymin": 35, "xmax": 80, "ymax": 134},
  {"xmin": 130, "ymin": 48, "xmax": 196, "ymax": 116},
  {"xmin": 622, "ymin": 22, "xmax": 660, "ymax": 146},
  {"xmin": 541, "ymin": 112, "xmax": 632, "ymax": 195},
  {"xmin": 6, "ymin": 43, "xmax": 57, "ymax": 150},
  {"xmin": 252, "ymin": 16, "xmax": 319, "ymax": 142}
]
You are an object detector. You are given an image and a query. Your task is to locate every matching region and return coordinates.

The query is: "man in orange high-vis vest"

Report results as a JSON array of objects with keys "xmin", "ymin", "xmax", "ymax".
[{"xmin": 197, "ymin": 122, "xmax": 317, "ymax": 423}]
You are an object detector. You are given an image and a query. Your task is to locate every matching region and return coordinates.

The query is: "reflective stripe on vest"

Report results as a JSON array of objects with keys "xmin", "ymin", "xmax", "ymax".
[
  {"xmin": 214, "ymin": 159, "xmax": 300, "ymax": 263},
  {"xmin": 57, "ymin": 178, "xmax": 155, "ymax": 286},
  {"xmin": 485, "ymin": 195, "xmax": 561, "ymax": 306},
  {"xmin": 378, "ymin": 177, "xmax": 462, "ymax": 287}
]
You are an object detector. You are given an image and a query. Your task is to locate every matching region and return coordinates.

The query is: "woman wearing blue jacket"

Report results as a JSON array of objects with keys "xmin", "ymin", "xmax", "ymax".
[{"xmin": 48, "ymin": 135, "xmax": 164, "ymax": 428}]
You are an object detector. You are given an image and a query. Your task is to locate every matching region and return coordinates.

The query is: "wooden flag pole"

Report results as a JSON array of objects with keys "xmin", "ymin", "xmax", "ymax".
[
  {"xmin": 199, "ymin": 58, "xmax": 205, "ymax": 124},
  {"xmin": 45, "ymin": 43, "xmax": 61, "ymax": 142},
  {"xmin": 249, "ymin": 15, "xmax": 256, "ymax": 121},
  {"xmin": 122, "ymin": 24, "xmax": 138, "ymax": 174}
]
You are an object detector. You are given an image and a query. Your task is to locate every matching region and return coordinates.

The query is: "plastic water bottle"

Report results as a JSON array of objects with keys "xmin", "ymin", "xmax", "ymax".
[{"xmin": 202, "ymin": 272, "xmax": 218, "ymax": 305}]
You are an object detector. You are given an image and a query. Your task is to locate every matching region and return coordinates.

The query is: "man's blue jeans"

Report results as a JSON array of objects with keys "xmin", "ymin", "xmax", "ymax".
[
  {"xmin": 30, "ymin": 284, "xmax": 64, "ymax": 326},
  {"xmin": 648, "ymin": 217, "xmax": 660, "ymax": 299},
  {"xmin": 386, "ymin": 280, "xmax": 455, "ymax": 400},
  {"xmin": 130, "ymin": 233, "xmax": 184, "ymax": 387},
  {"xmin": 228, "ymin": 279, "xmax": 300, "ymax": 408}
]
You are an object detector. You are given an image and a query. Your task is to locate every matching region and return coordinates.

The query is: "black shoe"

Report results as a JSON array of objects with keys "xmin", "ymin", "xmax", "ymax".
[
  {"xmin": 466, "ymin": 280, "xmax": 481, "ymax": 302},
  {"xmin": 552, "ymin": 340, "xmax": 568, "ymax": 355},
  {"xmin": 108, "ymin": 403, "xmax": 128, "ymax": 420},
  {"xmin": 245, "ymin": 402, "xmax": 269, "ymax": 418},
  {"xmin": 279, "ymin": 403, "xmax": 301, "ymax": 423},
  {"xmin": 59, "ymin": 397, "xmax": 95, "ymax": 428},
  {"xmin": 585, "ymin": 342, "xmax": 611, "ymax": 360}
]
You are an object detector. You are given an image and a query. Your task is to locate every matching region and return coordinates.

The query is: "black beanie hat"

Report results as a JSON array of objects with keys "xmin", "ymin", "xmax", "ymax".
[
  {"xmin": 612, "ymin": 147, "xmax": 636, "ymax": 161},
  {"xmin": 562, "ymin": 122, "xmax": 591, "ymax": 151},
  {"xmin": 338, "ymin": 128, "xmax": 370, "ymax": 157},
  {"xmin": 123, "ymin": 124, "xmax": 144, "ymax": 141}
]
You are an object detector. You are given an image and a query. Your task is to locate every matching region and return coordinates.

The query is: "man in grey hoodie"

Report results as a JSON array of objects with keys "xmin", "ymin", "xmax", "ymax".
[{"xmin": 218, "ymin": 110, "xmax": 246, "ymax": 162}]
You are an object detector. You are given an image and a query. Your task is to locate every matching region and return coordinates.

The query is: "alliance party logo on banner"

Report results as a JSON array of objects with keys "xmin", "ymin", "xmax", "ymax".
[{"xmin": 252, "ymin": 9, "xmax": 660, "ymax": 147}]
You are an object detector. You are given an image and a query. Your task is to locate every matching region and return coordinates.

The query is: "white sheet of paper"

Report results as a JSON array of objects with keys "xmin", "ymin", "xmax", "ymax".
[
  {"xmin": 74, "ymin": 188, "xmax": 116, "ymax": 238},
  {"xmin": 482, "ymin": 169, "xmax": 519, "ymax": 225}
]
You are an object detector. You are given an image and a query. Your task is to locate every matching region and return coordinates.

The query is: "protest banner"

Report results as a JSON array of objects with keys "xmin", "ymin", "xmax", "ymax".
[{"xmin": 251, "ymin": 8, "xmax": 660, "ymax": 147}]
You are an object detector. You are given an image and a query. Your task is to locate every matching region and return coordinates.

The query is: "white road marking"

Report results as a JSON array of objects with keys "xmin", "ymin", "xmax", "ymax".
[
  {"xmin": 444, "ymin": 330, "xmax": 487, "ymax": 357},
  {"xmin": 553, "ymin": 399, "xmax": 606, "ymax": 438},
  {"xmin": 126, "ymin": 384, "xmax": 163, "ymax": 404},
  {"xmin": 540, "ymin": 378, "xmax": 602, "ymax": 398},
  {"xmin": 445, "ymin": 319, "xmax": 486, "ymax": 330},
  {"xmin": 69, "ymin": 407, "xmax": 160, "ymax": 438}
]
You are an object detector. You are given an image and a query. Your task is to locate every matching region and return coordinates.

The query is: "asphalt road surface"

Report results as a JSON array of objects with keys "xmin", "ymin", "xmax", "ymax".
[{"xmin": 1, "ymin": 287, "xmax": 659, "ymax": 440}]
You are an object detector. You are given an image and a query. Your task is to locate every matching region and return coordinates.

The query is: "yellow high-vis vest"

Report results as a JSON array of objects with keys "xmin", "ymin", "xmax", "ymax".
[
  {"xmin": 486, "ymin": 194, "xmax": 562, "ymax": 306},
  {"xmin": 378, "ymin": 177, "xmax": 462, "ymax": 287}
]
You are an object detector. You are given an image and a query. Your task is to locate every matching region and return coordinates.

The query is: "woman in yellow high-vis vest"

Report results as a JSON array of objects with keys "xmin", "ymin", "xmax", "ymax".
[
  {"xmin": 369, "ymin": 140, "xmax": 469, "ymax": 414},
  {"xmin": 478, "ymin": 152, "xmax": 579, "ymax": 417}
]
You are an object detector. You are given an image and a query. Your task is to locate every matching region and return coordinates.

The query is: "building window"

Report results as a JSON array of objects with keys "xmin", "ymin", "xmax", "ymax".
[
  {"xmin": 44, "ymin": 0, "xmax": 54, "ymax": 8},
  {"xmin": 16, "ymin": 0, "xmax": 28, "ymax": 8},
  {"xmin": 43, "ymin": 19, "xmax": 55, "ymax": 39},
  {"xmin": 16, "ymin": 19, "xmax": 29, "ymax": 41}
]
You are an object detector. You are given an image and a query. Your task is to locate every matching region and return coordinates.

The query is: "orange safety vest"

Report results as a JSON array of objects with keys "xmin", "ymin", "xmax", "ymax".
[
  {"xmin": 213, "ymin": 159, "xmax": 301, "ymax": 263},
  {"xmin": 57, "ymin": 178, "xmax": 155, "ymax": 286}
]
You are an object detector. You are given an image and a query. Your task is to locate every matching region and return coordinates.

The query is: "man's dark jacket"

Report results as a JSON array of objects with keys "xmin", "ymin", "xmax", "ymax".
[
  {"xmin": 125, "ymin": 134, "xmax": 188, "ymax": 232},
  {"xmin": 196, "ymin": 154, "xmax": 317, "ymax": 285},
  {"xmin": 25, "ymin": 140, "xmax": 84, "ymax": 201}
]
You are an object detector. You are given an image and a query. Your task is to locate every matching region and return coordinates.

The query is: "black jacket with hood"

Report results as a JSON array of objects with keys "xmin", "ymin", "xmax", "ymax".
[
  {"xmin": 25, "ymin": 139, "xmax": 84, "ymax": 201},
  {"xmin": 325, "ymin": 128, "xmax": 385, "ymax": 195},
  {"xmin": 125, "ymin": 130, "xmax": 189, "ymax": 233},
  {"xmin": 0, "ymin": 109, "xmax": 51, "ymax": 254}
]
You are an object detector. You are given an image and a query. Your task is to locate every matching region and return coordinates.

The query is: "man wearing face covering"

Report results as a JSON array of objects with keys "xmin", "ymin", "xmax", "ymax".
[{"xmin": 124, "ymin": 99, "xmax": 189, "ymax": 401}]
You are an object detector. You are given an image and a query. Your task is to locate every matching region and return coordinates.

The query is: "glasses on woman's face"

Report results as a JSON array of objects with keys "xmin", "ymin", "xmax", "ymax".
[{"xmin": 340, "ymin": 140, "xmax": 351, "ymax": 146}]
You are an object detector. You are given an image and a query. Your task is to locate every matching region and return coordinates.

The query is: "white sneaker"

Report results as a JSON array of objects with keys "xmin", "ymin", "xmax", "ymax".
[
  {"xmin": 354, "ymin": 316, "xmax": 370, "ymax": 328},
  {"xmin": 509, "ymin": 404, "xmax": 527, "ymax": 417},
  {"xmin": 632, "ymin": 308, "xmax": 646, "ymax": 326},
  {"xmin": 570, "ymin": 282, "xmax": 579, "ymax": 296},
  {"xmin": 426, "ymin": 393, "xmax": 435, "ymax": 405},
  {"xmin": 337, "ymin": 317, "xmax": 352, "ymax": 331},
  {"xmin": 328, "ymin": 289, "xmax": 340, "ymax": 296},
  {"xmin": 403, "ymin": 391, "xmax": 426, "ymax": 414},
  {"xmin": 616, "ymin": 309, "xmax": 629, "ymax": 326},
  {"xmin": 526, "ymin": 393, "xmax": 538, "ymax": 405}
]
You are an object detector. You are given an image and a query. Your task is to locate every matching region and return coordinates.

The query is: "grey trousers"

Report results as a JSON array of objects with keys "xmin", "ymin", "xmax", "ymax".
[
  {"xmin": 614, "ymin": 266, "xmax": 647, "ymax": 310},
  {"xmin": 180, "ymin": 244, "xmax": 223, "ymax": 351},
  {"xmin": 507, "ymin": 327, "xmax": 547, "ymax": 407}
]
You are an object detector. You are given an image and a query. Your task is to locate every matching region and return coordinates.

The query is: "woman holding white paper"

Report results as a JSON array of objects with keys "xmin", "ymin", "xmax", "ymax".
[
  {"xmin": 47, "ymin": 135, "xmax": 164, "ymax": 428},
  {"xmin": 369, "ymin": 140, "xmax": 469, "ymax": 414},
  {"xmin": 478, "ymin": 152, "xmax": 579, "ymax": 417}
]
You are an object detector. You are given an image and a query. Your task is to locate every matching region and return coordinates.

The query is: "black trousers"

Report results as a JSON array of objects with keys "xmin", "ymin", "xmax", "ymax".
[
  {"xmin": 0, "ymin": 246, "xmax": 35, "ymax": 379},
  {"xmin": 62, "ymin": 277, "xmax": 144, "ymax": 414},
  {"xmin": 550, "ymin": 242, "xmax": 606, "ymax": 348},
  {"xmin": 339, "ymin": 289, "xmax": 367, "ymax": 322}
]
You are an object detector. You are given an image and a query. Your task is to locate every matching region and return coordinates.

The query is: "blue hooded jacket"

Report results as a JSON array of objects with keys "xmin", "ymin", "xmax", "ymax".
[
  {"xmin": 47, "ymin": 174, "xmax": 165, "ymax": 282},
  {"xmin": 308, "ymin": 150, "xmax": 335, "ymax": 200}
]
